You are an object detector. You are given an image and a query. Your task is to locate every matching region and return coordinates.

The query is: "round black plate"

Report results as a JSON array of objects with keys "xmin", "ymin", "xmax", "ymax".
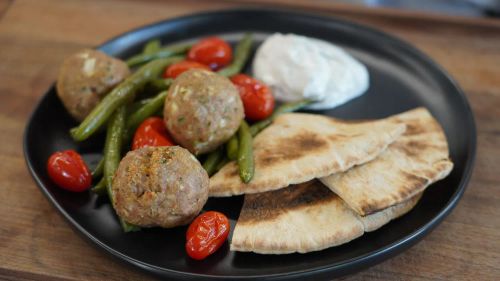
[{"xmin": 24, "ymin": 9, "xmax": 476, "ymax": 280}]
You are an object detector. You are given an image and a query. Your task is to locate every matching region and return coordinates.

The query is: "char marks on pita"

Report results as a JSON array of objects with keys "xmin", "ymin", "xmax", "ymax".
[
  {"xmin": 320, "ymin": 107, "xmax": 453, "ymax": 216},
  {"xmin": 210, "ymin": 113, "xmax": 406, "ymax": 197},
  {"xmin": 230, "ymin": 180, "xmax": 422, "ymax": 254}
]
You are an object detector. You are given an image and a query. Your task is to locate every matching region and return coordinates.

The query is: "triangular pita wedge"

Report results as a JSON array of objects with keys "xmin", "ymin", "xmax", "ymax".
[
  {"xmin": 230, "ymin": 180, "xmax": 421, "ymax": 254},
  {"xmin": 210, "ymin": 113, "xmax": 406, "ymax": 197},
  {"xmin": 320, "ymin": 108, "xmax": 453, "ymax": 216},
  {"xmin": 360, "ymin": 192, "xmax": 422, "ymax": 232}
]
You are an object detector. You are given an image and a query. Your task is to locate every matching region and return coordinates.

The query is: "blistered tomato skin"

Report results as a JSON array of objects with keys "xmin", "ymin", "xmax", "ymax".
[
  {"xmin": 186, "ymin": 211, "xmax": 230, "ymax": 260},
  {"xmin": 132, "ymin": 117, "xmax": 175, "ymax": 150},
  {"xmin": 230, "ymin": 74, "xmax": 275, "ymax": 121},
  {"xmin": 163, "ymin": 60, "xmax": 211, "ymax": 79},
  {"xmin": 187, "ymin": 37, "xmax": 233, "ymax": 71},
  {"xmin": 47, "ymin": 150, "xmax": 92, "ymax": 192}
]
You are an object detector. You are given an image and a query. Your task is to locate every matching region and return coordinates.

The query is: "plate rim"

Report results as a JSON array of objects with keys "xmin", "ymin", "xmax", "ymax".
[{"xmin": 23, "ymin": 8, "xmax": 477, "ymax": 280}]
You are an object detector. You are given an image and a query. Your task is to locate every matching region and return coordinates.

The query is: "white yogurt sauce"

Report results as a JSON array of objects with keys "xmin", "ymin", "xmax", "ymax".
[{"xmin": 253, "ymin": 33, "xmax": 369, "ymax": 110}]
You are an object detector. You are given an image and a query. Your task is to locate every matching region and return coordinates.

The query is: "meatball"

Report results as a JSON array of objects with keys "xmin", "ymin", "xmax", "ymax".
[
  {"xmin": 112, "ymin": 146, "xmax": 209, "ymax": 228},
  {"xmin": 163, "ymin": 69, "xmax": 244, "ymax": 155},
  {"xmin": 56, "ymin": 49, "xmax": 130, "ymax": 121}
]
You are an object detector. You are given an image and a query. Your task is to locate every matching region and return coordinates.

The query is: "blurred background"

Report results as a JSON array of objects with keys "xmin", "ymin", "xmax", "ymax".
[{"xmin": 263, "ymin": 0, "xmax": 500, "ymax": 17}]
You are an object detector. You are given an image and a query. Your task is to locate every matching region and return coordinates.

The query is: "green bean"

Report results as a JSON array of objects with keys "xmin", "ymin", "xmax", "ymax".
[
  {"xmin": 91, "ymin": 158, "xmax": 104, "ymax": 180},
  {"xmin": 130, "ymin": 79, "xmax": 171, "ymax": 114},
  {"xmin": 70, "ymin": 57, "xmax": 183, "ymax": 142},
  {"xmin": 126, "ymin": 43, "xmax": 191, "ymax": 67},
  {"xmin": 232, "ymin": 100, "xmax": 314, "ymax": 183},
  {"xmin": 130, "ymin": 98, "xmax": 152, "ymax": 113},
  {"xmin": 226, "ymin": 134, "xmax": 239, "ymax": 160},
  {"xmin": 128, "ymin": 78, "xmax": 170, "ymax": 114},
  {"xmin": 249, "ymin": 99, "xmax": 314, "ymax": 136},
  {"xmin": 124, "ymin": 86, "xmax": 170, "ymax": 143},
  {"xmin": 218, "ymin": 33, "xmax": 253, "ymax": 77},
  {"xmin": 225, "ymin": 96, "xmax": 311, "ymax": 180},
  {"xmin": 203, "ymin": 147, "xmax": 224, "ymax": 176},
  {"xmin": 248, "ymin": 119, "xmax": 272, "ymax": 137},
  {"xmin": 237, "ymin": 121, "xmax": 254, "ymax": 183},
  {"xmin": 104, "ymin": 106, "xmax": 140, "ymax": 232},
  {"xmin": 147, "ymin": 78, "xmax": 171, "ymax": 93},
  {"xmin": 120, "ymin": 217, "xmax": 140, "ymax": 232},
  {"xmin": 103, "ymin": 107, "xmax": 125, "ymax": 190},
  {"xmin": 214, "ymin": 156, "xmax": 229, "ymax": 173},
  {"xmin": 127, "ymin": 90, "xmax": 168, "ymax": 130},
  {"xmin": 274, "ymin": 99, "xmax": 315, "ymax": 115},
  {"xmin": 143, "ymin": 39, "xmax": 161, "ymax": 55},
  {"xmin": 91, "ymin": 177, "xmax": 106, "ymax": 196}
]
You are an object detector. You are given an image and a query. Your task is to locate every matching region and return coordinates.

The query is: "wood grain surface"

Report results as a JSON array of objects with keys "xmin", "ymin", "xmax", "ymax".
[{"xmin": 0, "ymin": 0, "xmax": 499, "ymax": 280}]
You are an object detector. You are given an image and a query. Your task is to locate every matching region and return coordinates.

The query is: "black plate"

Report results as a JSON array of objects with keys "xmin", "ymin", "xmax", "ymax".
[{"xmin": 24, "ymin": 9, "xmax": 476, "ymax": 280}]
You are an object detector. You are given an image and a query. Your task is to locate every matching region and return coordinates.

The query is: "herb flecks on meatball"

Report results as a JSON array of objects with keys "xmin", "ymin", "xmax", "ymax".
[
  {"xmin": 163, "ymin": 69, "xmax": 244, "ymax": 155},
  {"xmin": 56, "ymin": 49, "xmax": 130, "ymax": 121},
  {"xmin": 112, "ymin": 146, "xmax": 209, "ymax": 228}
]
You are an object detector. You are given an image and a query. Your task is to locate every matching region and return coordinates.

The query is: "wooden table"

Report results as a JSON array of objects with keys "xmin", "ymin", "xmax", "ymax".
[{"xmin": 1, "ymin": 0, "xmax": 499, "ymax": 280}]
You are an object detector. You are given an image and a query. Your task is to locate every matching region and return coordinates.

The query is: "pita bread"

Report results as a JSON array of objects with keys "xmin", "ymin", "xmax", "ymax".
[
  {"xmin": 360, "ymin": 193, "xmax": 422, "ymax": 232},
  {"xmin": 230, "ymin": 180, "xmax": 421, "ymax": 254},
  {"xmin": 320, "ymin": 108, "xmax": 453, "ymax": 216},
  {"xmin": 210, "ymin": 113, "xmax": 406, "ymax": 197}
]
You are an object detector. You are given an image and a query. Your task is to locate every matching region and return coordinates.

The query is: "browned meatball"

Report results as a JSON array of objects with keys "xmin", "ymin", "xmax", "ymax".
[
  {"xmin": 56, "ymin": 49, "xmax": 130, "ymax": 121},
  {"xmin": 163, "ymin": 69, "xmax": 244, "ymax": 155},
  {"xmin": 112, "ymin": 146, "xmax": 209, "ymax": 228}
]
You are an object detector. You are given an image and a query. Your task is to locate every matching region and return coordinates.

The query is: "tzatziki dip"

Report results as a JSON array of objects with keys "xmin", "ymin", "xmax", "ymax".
[{"xmin": 253, "ymin": 33, "xmax": 369, "ymax": 110}]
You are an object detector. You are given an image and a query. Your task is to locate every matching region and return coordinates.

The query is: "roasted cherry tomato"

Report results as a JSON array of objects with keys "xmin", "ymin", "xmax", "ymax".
[
  {"xmin": 186, "ymin": 211, "xmax": 230, "ymax": 260},
  {"xmin": 132, "ymin": 117, "xmax": 175, "ymax": 150},
  {"xmin": 230, "ymin": 74, "xmax": 275, "ymax": 121},
  {"xmin": 187, "ymin": 37, "xmax": 232, "ymax": 70},
  {"xmin": 47, "ymin": 150, "xmax": 92, "ymax": 192},
  {"xmin": 163, "ymin": 60, "xmax": 211, "ymax": 79}
]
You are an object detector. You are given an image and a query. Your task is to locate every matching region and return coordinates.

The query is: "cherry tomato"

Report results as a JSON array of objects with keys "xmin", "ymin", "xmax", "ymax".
[
  {"xmin": 187, "ymin": 37, "xmax": 232, "ymax": 70},
  {"xmin": 163, "ymin": 60, "xmax": 211, "ymax": 79},
  {"xmin": 132, "ymin": 117, "xmax": 175, "ymax": 150},
  {"xmin": 230, "ymin": 74, "xmax": 275, "ymax": 121},
  {"xmin": 186, "ymin": 211, "xmax": 230, "ymax": 260},
  {"xmin": 47, "ymin": 150, "xmax": 92, "ymax": 192}
]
